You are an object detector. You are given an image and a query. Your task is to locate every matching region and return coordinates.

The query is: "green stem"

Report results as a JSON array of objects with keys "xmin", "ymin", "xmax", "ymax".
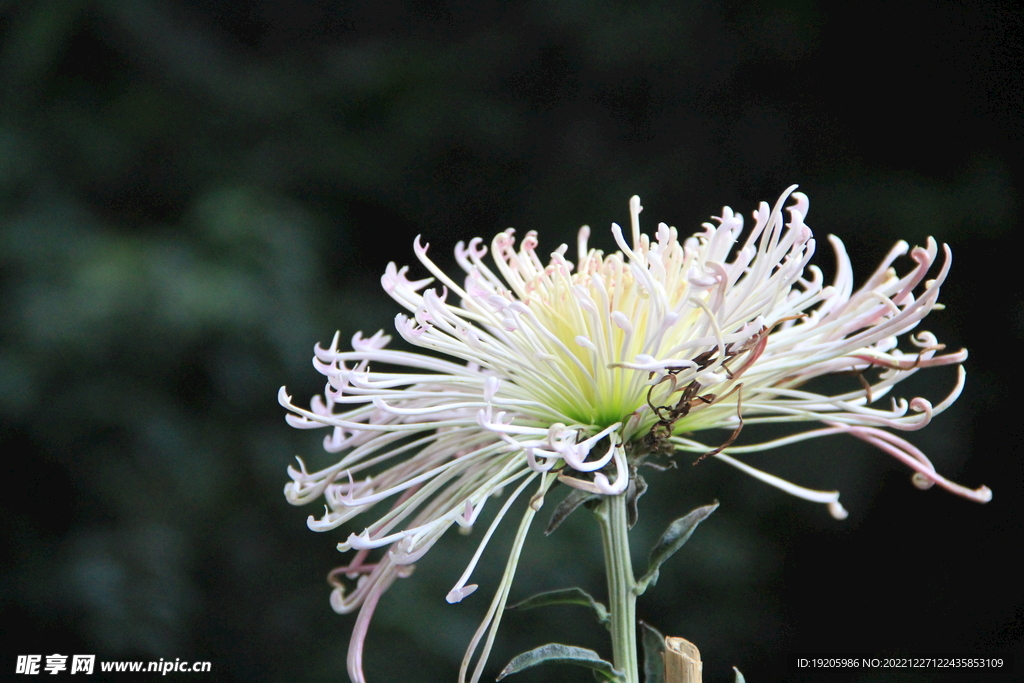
[{"xmin": 596, "ymin": 492, "xmax": 639, "ymax": 683}]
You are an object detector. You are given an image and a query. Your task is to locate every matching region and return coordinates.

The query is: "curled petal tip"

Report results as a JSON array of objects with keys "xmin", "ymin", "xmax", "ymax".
[
  {"xmin": 975, "ymin": 486, "xmax": 993, "ymax": 503},
  {"xmin": 285, "ymin": 413, "xmax": 320, "ymax": 429},
  {"xmin": 828, "ymin": 501, "xmax": 849, "ymax": 520},
  {"xmin": 329, "ymin": 586, "xmax": 347, "ymax": 614},
  {"xmin": 307, "ymin": 511, "xmax": 324, "ymax": 530},
  {"xmin": 346, "ymin": 530, "xmax": 375, "ymax": 550},
  {"xmin": 912, "ymin": 472, "xmax": 935, "ymax": 490},
  {"xmin": 446, "ymin": 584, "xmax": 478, "ymax": 604}
]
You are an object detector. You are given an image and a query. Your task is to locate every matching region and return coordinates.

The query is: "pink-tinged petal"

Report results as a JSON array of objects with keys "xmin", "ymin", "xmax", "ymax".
[
  {"xmin": 346, "ymin": 568, "xmax": 396, "ymax": 683},
  {"xmin": 837, "ymin": 424, "xmax": 991, "ymax": 503}
]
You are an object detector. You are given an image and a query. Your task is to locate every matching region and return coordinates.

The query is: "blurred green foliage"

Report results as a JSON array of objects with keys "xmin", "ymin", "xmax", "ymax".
[{"xmin": 1, "ymin": 1, "xmax": 1021, "ymax": 682}]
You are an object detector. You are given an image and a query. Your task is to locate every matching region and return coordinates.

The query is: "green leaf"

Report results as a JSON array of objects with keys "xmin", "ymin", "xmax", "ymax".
[
  {"xmin": 506, "ymin": 587, "xmax": 610, "ymax": 628},
  {"xmin": 639, "ymin": 621, "xmax": 666, "ymax": 683},
  {"xmin": 545, "ymin": 487, "xmax": 599, "ymax": 535},
  {"xmin": 637, "ymin": 501, "xmax": 718, "ymax": 593},
  {"xmin": 497, "ymin": 644, "xmax": 623, "ymax": 681},
  {"xmin": 733, "ymin": 666, "xmax": 746, "ymax": 683}
]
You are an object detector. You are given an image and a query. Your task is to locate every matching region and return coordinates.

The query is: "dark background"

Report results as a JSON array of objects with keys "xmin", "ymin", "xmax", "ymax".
[{"xmin": 1, "ymin": 1, "xmax": 1021, "ymax": 682}]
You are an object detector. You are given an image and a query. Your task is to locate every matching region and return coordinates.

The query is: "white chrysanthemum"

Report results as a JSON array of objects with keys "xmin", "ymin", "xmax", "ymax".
[{"xmin": 280, "ymin": 187, "xmax": 989, "ymax": 683}]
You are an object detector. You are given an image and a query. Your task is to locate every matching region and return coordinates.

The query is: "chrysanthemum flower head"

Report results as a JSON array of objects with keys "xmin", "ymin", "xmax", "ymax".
[{"xmin": 280, "ymin": 186, "xmax": 989, "ymax": 683}]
